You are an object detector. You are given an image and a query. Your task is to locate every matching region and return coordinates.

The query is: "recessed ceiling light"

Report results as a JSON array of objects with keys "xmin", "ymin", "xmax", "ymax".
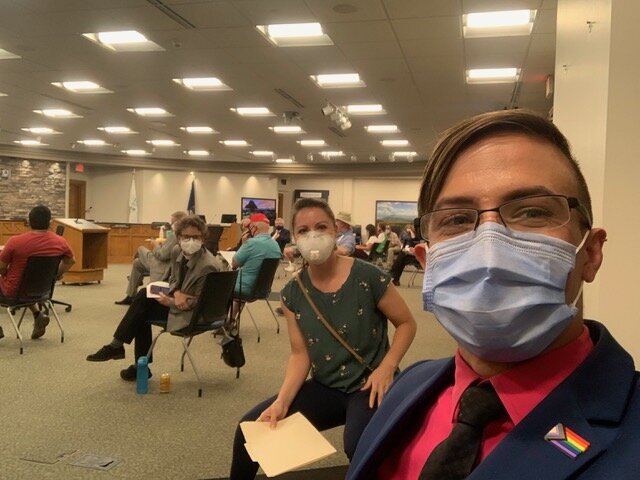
[
  {"xmin": 0, "ymin": 48, "xmax": 20, "ymax": 60},
  {"xmin": 269, "ymin": 126, "xmax": 304, "ymax": 134},
  {"xmin": 310, "ymin": 73, "xmax": 365, "ymax": 88},
  {"xmin": 256, "ymin": 22, "xmax": 333, "ymax": 47},
  {"xmin": 346, "ymin": 104, "xmax": 385, "ymax": 115},
  {"xmin": 0, "ymin": 91, "xmax": 7, "ymax": 96},
  {"xmin": 122, "ymin": 149, "xmax": 149, "ymax": 156},
  {"xmin": 297, "ymin": 140, "xmax": 326, "ymax": 147},
  {"xmin": 230, "ymin": 107, "xmax": 274, "ymax": 117},
  {"xmin": 186, "ymin": 150, "xmax": 210, "ymax": 156},
  {"xmin": 251, "ymin": 150, "xmax": 274, "ymax": 156},
  {"xmin": 14, "ymin": 139, "xmax": 47, "ymax": 146},
  {"xmin": 83, "ymin": 30, "xmax": 164, "ymax": 52},
  {"xmin": 52, "ymin": 81, "xmax": 112, "ymax": 93},
  {"xmin": 275, "ymin": 158, "xmax": 294, "ymax": 164},
  {"xmin": 365, "ymin": 125, "xmax": 398, "ymax": 133},
  {"xmin": 128, "ymin": 107, "xmax": 172, "ymax": 117},
  {"xmin": 21, "ymin": 127, "xmax": 60, "ymax": 135},
  {"xmin": 78, "ymin": 139, "xmax": 108, "ymax": 146},
  {"xmin": 99, "ymin": 126, "xmax": 136, "ymax": 134},
  {"xmin": 147, "ymin": 139, "xmax": 178, "ymax": 147},
  {"xmin": 392, "ymin": 151, "xmax": 418, "ymax": 157},
  {"xmin": 320, "ymin": 151, "xmax": 344, "ymax": 157},
  {"xmin": 180, "ymin": 126, "xmax": 216, "ymax": 134},
  {"xmin": 466, "ymin": 68, "xmax": 520, "ymax": 84},
  {"xmin": 381, "ymin": 139, "xmax": 409, "ymax": 147},
  {"xmin": 173, "ymin": 77, "xmax": 231, "ymax": 91},
  {"xmin": 33, "ymin": 109, "xmax": 82, "ymax": 118},
  {"xmin": 220, "ymin": 140, "xmax": 249, "ymax": 147},
  {"xmin": 464, "ymin": 10, "xmax": 536, "ymax": 38}
]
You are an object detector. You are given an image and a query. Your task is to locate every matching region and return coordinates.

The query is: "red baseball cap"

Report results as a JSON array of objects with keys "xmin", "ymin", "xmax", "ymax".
[{"xmin": 250, "ymin": 213, "xmax": 269, "ymax": 224}]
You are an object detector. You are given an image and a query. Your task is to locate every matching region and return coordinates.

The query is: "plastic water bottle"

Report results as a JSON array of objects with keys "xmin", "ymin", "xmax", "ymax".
[{"xmin": 136, "ymin": 356, "xmax": 149, "ymax": 394}]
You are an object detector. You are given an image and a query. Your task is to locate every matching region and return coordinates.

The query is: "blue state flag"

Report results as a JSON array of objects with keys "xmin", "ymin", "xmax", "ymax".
[{"xmin": 187, "ymin": 180, "xmax": 196, "ymax": 214}]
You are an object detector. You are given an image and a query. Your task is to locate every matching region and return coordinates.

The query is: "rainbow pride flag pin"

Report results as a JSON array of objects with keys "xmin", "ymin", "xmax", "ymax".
[{"xmin": 544, "ymin": 423, "xmax": 590, "ymax": 458}]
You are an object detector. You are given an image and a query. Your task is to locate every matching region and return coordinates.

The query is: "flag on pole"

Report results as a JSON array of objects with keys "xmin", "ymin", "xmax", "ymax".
[
  {"xmin": 187, "ymin": 180, "xmax": 196, "ymax": 214},
  {"xmin": 128, "ymin": 171, "xmax": 138, "ymax": 223}
]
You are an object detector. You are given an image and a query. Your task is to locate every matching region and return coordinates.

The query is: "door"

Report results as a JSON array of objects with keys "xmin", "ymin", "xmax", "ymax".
[{"xmin": 69, "ymin": 180, "xmax": 86, "ymax": 219}]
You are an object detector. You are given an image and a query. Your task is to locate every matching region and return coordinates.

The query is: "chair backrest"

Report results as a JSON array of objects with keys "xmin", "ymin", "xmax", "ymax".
[
  {"xmin": 248, "ymin": 257, "xmax": 281, "ymax": 300},
  {"xmin": 188, "ymin": 269, "xmax": 239, "ymax": 329},
  {"xmin": 55, "ymin": 224, "xmax": 65, "ymax": 236},
  {"xmin": 14, "ymin": 256, "xmax": 62, "ymax": 301},
  {"xmin": 205, "ymin": 225, "xmax": 224, "ymax": 254}
]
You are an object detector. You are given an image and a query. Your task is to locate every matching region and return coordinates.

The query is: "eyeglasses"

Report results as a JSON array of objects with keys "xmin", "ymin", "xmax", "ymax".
[{"xmin": 420, "ymin": 194, "xmax": 590, "ymax": 243}]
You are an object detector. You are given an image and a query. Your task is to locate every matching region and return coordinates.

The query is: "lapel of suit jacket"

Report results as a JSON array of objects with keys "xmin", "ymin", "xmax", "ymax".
[{"xmin": 471, "ymin": 321, "xmax": 636, "ymax": 480}]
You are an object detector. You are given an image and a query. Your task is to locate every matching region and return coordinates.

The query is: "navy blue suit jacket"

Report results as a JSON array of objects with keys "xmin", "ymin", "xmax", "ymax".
[{"xmin": 347, "ymin": 321, "xmax": 640, "ymax": 479}]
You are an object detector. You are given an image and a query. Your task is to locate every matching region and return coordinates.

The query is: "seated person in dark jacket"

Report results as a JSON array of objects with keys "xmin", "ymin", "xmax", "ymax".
[
  {"xmin": 389, "ymin": 218, "xmax": 423, "ymax": 286},
  {"xmin": 271, "ymin": 217, "xmax": 291, "ymax": 252}
]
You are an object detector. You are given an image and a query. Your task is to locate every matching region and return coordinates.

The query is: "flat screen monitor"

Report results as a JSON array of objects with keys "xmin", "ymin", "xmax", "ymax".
[
  {"xmin": 241, "ymin": 197, "xmax": 276, "ymax": 226},
  {"xmin": 220, "ymin": 213, "xmax": 237, "ymax": 223}
]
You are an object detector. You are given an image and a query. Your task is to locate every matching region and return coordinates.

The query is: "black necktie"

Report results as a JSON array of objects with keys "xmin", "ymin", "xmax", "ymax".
[{"xmin": 419, "ymin": 383, "xmax": 506, "ymax": 480}]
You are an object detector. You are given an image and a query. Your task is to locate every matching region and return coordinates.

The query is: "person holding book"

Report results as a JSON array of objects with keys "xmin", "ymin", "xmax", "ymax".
[
  {"xmin": 86, "ymin": 215, "xmax": 223, "ymax": 380},
  {"xmin": 229, "ymin": 198, "xmax": 417, "ymax": 479}
]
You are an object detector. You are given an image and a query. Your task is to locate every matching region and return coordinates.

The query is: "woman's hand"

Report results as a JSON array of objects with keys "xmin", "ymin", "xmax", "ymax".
[
  {"xmin": 361, "ymin": 363, "xmax": 397, "ymax": 408},
  {"xmin": 257, "ymin": 399, "xmax": 288, "ymax": 429}
]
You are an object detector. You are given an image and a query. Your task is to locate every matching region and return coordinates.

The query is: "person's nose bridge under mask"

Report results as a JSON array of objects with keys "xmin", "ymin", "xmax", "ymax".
[{"xmin": 477, "ymin": 210, "xmax": 504, "ymax": 227}]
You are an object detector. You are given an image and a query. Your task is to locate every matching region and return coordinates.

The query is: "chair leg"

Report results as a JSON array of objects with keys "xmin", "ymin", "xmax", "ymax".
[
  {"xmin": 263, "ymin": 299, "xmax": 280, "ymax": 334},
  {"xmin": 45, "ymin": 301, "xmax": 64, "ymax": 343},
  {"xmin": 180, "ymin": 337, "xmax": 204, "ymax": 397},
  {"xmin": 180, "ymin": 337, "xmax": 194, "ymax": 372},
  {"xmin": 5, "ymin": 307, "xmax": 24, "ymax": 354},
  {"xmin": 146, "ymin": 329, "xmax": 167, "ymax": 359},
  {"xmin": 244, "ymin": 304, "xmax": 261, "ymax": 343}
]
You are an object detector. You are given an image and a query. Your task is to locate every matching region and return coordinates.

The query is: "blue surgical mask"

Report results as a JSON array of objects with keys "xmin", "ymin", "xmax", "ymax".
[{"xmin": 423, "ymin": 222, "xmax": 589, "ymax": 362}]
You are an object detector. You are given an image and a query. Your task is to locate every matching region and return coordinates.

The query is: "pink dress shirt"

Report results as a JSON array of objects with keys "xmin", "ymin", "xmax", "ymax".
[{"xmin": 379, "ymin": 327, "xmax": 594, "ymax": 479}]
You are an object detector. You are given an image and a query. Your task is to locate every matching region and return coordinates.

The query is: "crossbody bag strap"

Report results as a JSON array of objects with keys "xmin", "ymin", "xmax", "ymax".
[{"xmin": 294, "ymin": 274, "xmax": 373, "ymax": 372}]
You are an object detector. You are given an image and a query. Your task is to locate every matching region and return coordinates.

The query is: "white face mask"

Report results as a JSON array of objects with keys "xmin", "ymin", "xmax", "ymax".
[
  {"xmin": 180, "ymin": 238, "xmax": 202, "ymax": 256},
  {"xmin": 296, "ymin": 231, "xmax": 336, "ymax": 265}
]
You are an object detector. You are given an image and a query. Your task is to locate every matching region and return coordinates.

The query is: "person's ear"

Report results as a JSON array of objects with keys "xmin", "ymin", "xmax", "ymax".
[
  {"xmin": 414, "ymin": 243, "xmax": 427, "ymax": 270},
  {"xmin": 580, "ymin": 228, "xmax": 606, "ymax": 283}
]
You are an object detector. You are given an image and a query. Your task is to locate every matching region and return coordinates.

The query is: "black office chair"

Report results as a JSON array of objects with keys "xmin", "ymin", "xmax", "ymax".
[
  {"xmin": 51, "ymin": 225, "xmax": 72, "ymax": 312},
  {"xmin": 0, "ymin": 256, "xmax": 65, "ymax": 354},
  {"xmin": 147, "ymin": 269, "xmax": 239, "ymax": 397},
  {"xmin": 234, "ymin": 257, "xmax": 281, "ymax": 343}
]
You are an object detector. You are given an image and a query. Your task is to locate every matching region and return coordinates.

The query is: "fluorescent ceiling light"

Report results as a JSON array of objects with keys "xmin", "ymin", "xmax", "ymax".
[
  {"xmin": 220, "ymin": 140, "xmax": 249, "ymax": 146},
  {"xmin": 270, "ymin": 126, "xmax": 304, "ymax": 134},
  {"xmin": 83, "ymin": 30, "xmax": 164, "ymax": 52},
  {"xmin": 173, "ymin": 77, "xmax": 231, "ymax": 91},
  {"xmin": 231, "ymin": 107, "xmax": 274, "ymax": 117},
  {"xmin": 186, "ymin": 150, "xmax": 210, "ymax": 156},
  {"xmin": 122, "ymin": 149, "xmax": 149, "ymax": 156},
  {"xmin": 128, "ymin": 107, "xmax": 172, "ymax": 117},
  {"xmin": 78, "ymin": 139, "xmax": 107, "ymax": 146},
  {"xmin": 181, "ymin": 126, "xmax": 216, "ymax": 134},
  {"xmin": 320, "ymin": 151, "xmax": 344, "ymax": 157},
  {"xmin": 275, "ymin": 158, "xmax": 293, "ymax": 164},
  {"xmin": 346, "ymin": 104, "xmax": 385, "ymax": 115},
  {"xmin": 0, "ymin": 91, "xmax": 6, "ymax": 96},
  {"xmin": 464, "ymin": 10, "xmax": 536, "ymax": 38},
  {"xmin": 251, "ymin": 150, "xmax": 274, "ymax": 156},
  {"xmin": 466, "ymin": 68, "xmax": 520, "ymax": 84},
  {"xmin": 15, "ymin": 140, "xmax": 47, "ymax": 146},
  {"xmin": 99, "ymin": 126, "xmax": 136, "ymax": 134},
  {"xmin": 52, "ymin": 81, "xmax": 112, "ymax": 93},
  {"xmin": 311, "ymin": 73, "xmax": 365, "ymax": 88},
  {"xmin": 365, "ymin": 125, "xmax": 398, "ymax": 133},
  {"xmin": 381, "ymin": 139, "xmax": 409, "ymax": 147},
  {"xmin": 34, "ymin": 109, "xmax": 81, "ymax": 118},
  {"xmin": 22, "ymin": 127, "xmax": 59, "ymax": 135},
  {"xmin": 256, "ymin": 22, "xmax": 333, "ymax": 47},
  {"xmin": 0, "ymin": 48, "xmax": 20, "ymax": 60},
  {"xmin": 297, "ymin": 140, "xmax": 326, "ymax": 147},
  {"xmin": 147, "ymin": 139, "xmax": 179, "ymax": 147},
  {"xmin": 392, "ymin": 151, "xmax": 417, "ymax": 157}
]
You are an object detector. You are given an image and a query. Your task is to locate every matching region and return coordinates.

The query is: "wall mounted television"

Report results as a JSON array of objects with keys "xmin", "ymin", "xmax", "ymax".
[{"xmin": 241, "ymin": 197, "xmax": 277, "ymax": 226}]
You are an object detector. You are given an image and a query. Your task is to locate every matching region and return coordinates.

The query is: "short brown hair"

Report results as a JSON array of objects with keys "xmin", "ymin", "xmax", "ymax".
[
  {"xmin": 419, "ymin": 110, "xmax": 593, "ymax": 225},
  {"xmin": 291, "ymin": 198, "xmax": 335, "ymax": 229},
  {"xmin": 175, "ymin": 214, "xmax": 207, "ymax": 238}
]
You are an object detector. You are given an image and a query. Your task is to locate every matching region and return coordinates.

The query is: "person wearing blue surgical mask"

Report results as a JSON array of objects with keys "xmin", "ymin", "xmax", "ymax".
[{"xmin": 347, "ymin": 110, "xmax": 640, "ymax": 480}]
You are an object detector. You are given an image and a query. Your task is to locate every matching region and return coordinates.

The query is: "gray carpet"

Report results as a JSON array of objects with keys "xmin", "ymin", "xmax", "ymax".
[{"xmin": 0, "ymin": 264, "xmax": 456, "ymax": 479}]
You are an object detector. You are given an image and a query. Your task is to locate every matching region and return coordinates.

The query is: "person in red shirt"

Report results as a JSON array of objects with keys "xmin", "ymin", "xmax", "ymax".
[{"xmin": 0, "ymin": 205, "xmax": 75, "ymax": 340}]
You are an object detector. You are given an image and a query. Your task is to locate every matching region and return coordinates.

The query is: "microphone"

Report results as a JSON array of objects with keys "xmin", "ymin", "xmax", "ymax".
[{"xmin": 75, "ymin": 206, "xmax": 92, "ymax": 223}]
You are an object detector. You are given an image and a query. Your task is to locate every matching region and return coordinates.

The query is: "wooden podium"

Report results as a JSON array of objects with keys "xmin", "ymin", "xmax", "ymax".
[{"xmin": 52, "ymin": 218, "xmax": 109, "ymax": 284}]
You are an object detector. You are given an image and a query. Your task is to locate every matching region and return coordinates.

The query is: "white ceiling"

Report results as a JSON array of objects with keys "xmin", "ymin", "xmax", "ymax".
[{"xmin": 0, "ymin": 0, "xmax": 556, "ymax": 174}]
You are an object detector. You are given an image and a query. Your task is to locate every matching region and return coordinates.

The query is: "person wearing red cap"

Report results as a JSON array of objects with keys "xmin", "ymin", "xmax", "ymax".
[{"xmin": 231, "ymin": 213, "xmax": 281, "ymax": 297}]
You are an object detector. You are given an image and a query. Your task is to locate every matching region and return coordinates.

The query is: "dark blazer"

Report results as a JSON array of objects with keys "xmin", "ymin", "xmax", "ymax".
[{"xmin": 347, "ymin": 321, "xmax": 640, "ymax": 479}]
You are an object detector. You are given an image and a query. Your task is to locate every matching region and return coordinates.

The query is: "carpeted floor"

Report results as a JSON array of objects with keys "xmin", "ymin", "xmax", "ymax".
[{"xmin": 0, "ymin": 263, "xmax": 456, "ymax": 479}]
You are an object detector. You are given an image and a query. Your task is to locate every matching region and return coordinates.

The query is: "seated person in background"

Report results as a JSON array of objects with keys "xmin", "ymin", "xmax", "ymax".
[
  {"xmin": 347, "ymin": 110, "xmax": 637, "ymax": 479},
  {"xmin": 384, "ymin": 225, "xmax": 402, "ymax": 270},
  {"xmin": 228, "ymin": 216, "xmax": 252, "ymax": 251},
  {"xmin": 335, "ymin": 211, "xmax": 356, "ymax": 256},
  {"xmin": 271, "ymin": 217, "xmax": 291, "ymax": 253},
  {"xmin": 232, "ymin": 213, "xmax": 282, "ymax": 299},
  {"xmin": 354, "ymin": 224, "xmax": 380, "ymax": 260},
  {"xmin": 0, "ymin": 204, "xmax": 75, "ymax": 340},
  {"xmin": 389, "ymin": 219, "xmax": 423, "ymax": 286},
  {"xmin": 115, "ymin": 210, "xmax": 187, "ymax": 305},
  {"xmin": 87, "ymin": 215, "xmax": 223, "ymax": 380}
]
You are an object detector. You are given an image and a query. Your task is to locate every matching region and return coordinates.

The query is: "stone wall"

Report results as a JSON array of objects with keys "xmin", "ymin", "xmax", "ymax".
[{"xmin": 0, "ymin": 157, "xmax": 66, "ymax": 218}]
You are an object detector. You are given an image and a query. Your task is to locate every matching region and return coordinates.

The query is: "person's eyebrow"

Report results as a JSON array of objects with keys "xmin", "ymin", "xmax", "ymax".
[{"xmin": 432, "ymin": 186, "xmax": 557, "ymax": 211}]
